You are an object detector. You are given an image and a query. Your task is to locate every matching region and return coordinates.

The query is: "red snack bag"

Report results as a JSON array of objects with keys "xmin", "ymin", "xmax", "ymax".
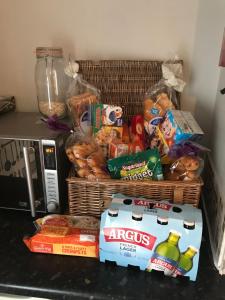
[
  {"xmin": 122, "ymin": 123, "xmax": 131, "ymax": 144},
  {"xmin": 129, "ymin": 115, "xmax": 145, "ymax": 154}
]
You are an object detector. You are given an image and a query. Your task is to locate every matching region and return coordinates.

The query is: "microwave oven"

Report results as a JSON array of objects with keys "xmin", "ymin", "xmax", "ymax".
[{"xmin": 0, "ymin": 112, "xmax": 70, "ymax": 217}]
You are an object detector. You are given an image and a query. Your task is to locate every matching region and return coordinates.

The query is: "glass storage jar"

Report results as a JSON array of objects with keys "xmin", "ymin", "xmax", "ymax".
[{"xmin": 35, "ymin": 47, "xmax": 67, "ymax": 119}]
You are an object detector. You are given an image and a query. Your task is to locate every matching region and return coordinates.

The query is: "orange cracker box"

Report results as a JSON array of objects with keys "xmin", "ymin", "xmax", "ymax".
[
  {"xmin": 108, "ymin": 124, "xmax": 131, "ymax": 159},
  {"xmin": 94, "ymin": 126, "xmax": 123, "ymax": 146},
  {"xmin": 23, "ymin": 215, "xmax": 99, "ymax": 258},
  {"xmin": 109, "ymin": 142, "xmax": 130, "ymax": 158}
]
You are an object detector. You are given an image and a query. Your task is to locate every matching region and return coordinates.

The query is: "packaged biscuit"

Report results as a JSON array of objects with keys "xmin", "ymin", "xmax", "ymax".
[
  {"xmin": 23, "ymin": 215, "xmax": 99, "ymax": 258},
  {"xmin": 91, "ymin": 103, "xmax": 123, "ymax": 133},
  {"xmin": 107, "ymin": 149, "xmax": 163, "ymax": 181},
  {"xmin": 93, "ymin": 126, "xmax": 123, "ymax": 159},
  {"xmin": 94, "ymin": 126, "xmax": 123, "ymax": 145}
]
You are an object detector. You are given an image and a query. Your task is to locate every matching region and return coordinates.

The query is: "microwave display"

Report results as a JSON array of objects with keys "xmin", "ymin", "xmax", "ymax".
[{"xmin": 43, "ymin": 145, "xmax": 56, "ymax": 170}]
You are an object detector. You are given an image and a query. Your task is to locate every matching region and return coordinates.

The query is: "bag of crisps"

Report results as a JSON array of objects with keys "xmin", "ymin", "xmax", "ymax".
[{"xmin": 107, "ymin": 149, "xmax": 163, "ymax": 181}]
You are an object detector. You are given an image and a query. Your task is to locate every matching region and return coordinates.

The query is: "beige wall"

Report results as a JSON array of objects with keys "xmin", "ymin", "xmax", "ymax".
[
  {"xmin": 0, "ymin": 0, "xmax": 199, "ymax": 112},
  {"xmin": 191, "ymin": 1, "xmax": 225, "ymax": 197},
  {"xmin": 190, "ymin": 0, "xmax": 225, "ymax": 145}
]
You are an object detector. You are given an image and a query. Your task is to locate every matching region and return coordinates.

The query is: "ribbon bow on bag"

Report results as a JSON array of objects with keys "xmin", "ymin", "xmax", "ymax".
[
  {"xmin": 162, "ymin": 59, "xmax": 186, "ymax": 93},
  {"xmin": 64, "ymin": 58, "xmax": 79, "ymax": 79}
]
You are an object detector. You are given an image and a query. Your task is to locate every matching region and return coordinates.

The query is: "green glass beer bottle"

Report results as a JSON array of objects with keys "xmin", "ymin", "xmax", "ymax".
[
  {"xmin": 147, "ymin": 230, "xmax": 181, "ymax": 275},
  {"xmin": 173, "ymin": 246, "xmax": 198, "ymax": 277}
]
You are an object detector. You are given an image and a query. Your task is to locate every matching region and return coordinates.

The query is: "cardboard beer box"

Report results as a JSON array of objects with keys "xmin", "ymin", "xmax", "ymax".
[{"xmin": 99, "ymin": 194, "xmax": 202, "ymax": 281}]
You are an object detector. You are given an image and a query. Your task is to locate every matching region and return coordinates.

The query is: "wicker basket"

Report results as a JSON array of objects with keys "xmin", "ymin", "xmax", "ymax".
[
  {"xmin": 67, "ymin": 60, "xmax": 203, "ymax": 217},
  {"xmin": 67, "ymin": 176, "xmax": 203, "ymax": 217},
  {"xmin": 77, "ymin": 60, "xmax": 182, "ymax": 119}
]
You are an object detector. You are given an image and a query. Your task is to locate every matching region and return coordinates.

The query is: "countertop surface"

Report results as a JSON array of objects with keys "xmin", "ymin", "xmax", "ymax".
[{"xmin": 0, "ymin": 209, "xmax": 225, "ymax": 300}]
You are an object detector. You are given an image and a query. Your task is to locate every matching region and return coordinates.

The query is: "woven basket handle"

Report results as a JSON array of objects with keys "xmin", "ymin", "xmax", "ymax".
[{"xmin": 173, "ymin": 187, "xmax": 184, "ymax": 204}]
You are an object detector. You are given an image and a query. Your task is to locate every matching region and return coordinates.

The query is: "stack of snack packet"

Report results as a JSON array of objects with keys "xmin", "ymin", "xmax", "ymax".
[{"xmin": 64, "ymin": 59, "xmax": 206, "ymax": 183}]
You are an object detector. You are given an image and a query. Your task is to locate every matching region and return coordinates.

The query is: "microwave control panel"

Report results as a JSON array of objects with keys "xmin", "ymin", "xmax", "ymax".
[{"xmin": 42, "ymin": 140, "xmax": 59, "ymax": 213}]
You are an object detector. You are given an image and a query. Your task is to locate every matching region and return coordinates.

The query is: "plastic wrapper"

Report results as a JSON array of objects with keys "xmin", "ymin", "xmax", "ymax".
[
  {"xmin": 0, "ymin": 96, "xmax": 16, "ymax": 115},
  {"xmin": 168, "ymin": 140, "xmax": 210, "ymax": 160},
  {"xmin": 162, "ymin": 59, "xmax": 186, "ymax": 93},
  {"xmin": 107, "ymin": 149, "xmax": 163, "ymax": 181},
  {"xmin": 144, "ymin": 79, "xmax": 178, "ymax": 137},
  {"xmin": 165, "ymin": 155, "xmax": 204, "ymax": 181},
  {"xmin": 23, "ymin": 214, "xmax": 99, "ymax": 258},
  {"xmin": 67, "ymin": 74, "xmax": 100, "ymax": 136},
  {"xmin": 65, "ymin": 133, "xmax": 110, "ymax": 180}
]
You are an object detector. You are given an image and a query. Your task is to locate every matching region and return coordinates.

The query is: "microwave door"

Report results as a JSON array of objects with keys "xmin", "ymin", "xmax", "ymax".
[{"xmin": 0, "ymin": 140, "xmax": 45, "ymax": 215}]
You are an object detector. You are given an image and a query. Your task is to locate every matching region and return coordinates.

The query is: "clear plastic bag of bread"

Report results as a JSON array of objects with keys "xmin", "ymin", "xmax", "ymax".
[
  {"xmin": 144, "ymin": 57, "xmax": 186, "ymax": 137},
  {"xmin": 65, "ymin": 132, "xmax": 110, "ymax": 180},
  {"xmin": 143, "ymin": 79, "xmax": 178, "ymax": 137},
  {"xmin": 165, "ymin": 141, "xmax": 209, "ymax": 181},
  {"xmin": 167, "ymin": 155, "xmax": 204, "ymax": 181},
  {"xmin": 65, "ymin": 60, "xmax": 100, "ymax": 136}
]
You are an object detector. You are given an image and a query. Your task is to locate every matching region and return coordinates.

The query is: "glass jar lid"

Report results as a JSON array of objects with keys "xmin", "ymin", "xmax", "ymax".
[{"xmin": 36, "ymin": 47, "xmax": 63, "ymax": 58}]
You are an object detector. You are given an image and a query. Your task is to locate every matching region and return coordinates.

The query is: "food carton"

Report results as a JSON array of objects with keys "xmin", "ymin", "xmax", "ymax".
[
  {"xmin": 99, "ymin": 194, "xmax": 202, "ymax": 281},
  {"xmin": 159, "ymin": 110, "xmax": 204, "ymax": 154},
  {"xmin": 91, "ymin": 103, "xmax": 123, "ymax": 135},
  {"xmin": 24, "ymin": 215, "xmax": 99, "ymax": 258}
]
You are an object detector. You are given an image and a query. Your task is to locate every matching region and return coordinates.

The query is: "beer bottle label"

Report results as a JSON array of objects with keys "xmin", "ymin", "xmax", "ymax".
[
  {"xmin": 149, "ymin": 253, "xmax": 177, "ymax": 276},
  {"xmin": 173, "ymin": 266, "xmax": 187, "ymax": 277}
]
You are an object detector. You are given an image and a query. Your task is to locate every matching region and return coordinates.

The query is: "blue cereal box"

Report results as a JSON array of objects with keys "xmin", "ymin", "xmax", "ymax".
[
  {"xmin": 99, "ymin": 194, "xmax": 202, "ymax": 281},
  {"xmin": 159, "ymin": 110, "xmax": 204, "ymax": 153}
]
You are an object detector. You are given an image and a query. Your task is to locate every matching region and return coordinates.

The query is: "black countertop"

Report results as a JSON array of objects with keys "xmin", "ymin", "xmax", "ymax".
[{"xmin": 0, "ymin": 209, "xmax": 225, "ymax": 300}]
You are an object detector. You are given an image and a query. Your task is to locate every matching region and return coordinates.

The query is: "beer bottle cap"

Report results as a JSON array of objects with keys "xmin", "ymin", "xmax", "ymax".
[
  {"xmin": 108, "ymin": 208, "xmax": 119, "ymax": 217},
  {"xmin": 184, "ymin": 220, "xmax": 195, "ymax": 227},
  {"xmin": 169, "ymin": 229, "xmax": 181, "ymax": 237},
  {"xmin": 184, "ymin": 220, "xmax": 195, "ymax": 230},
  {"xmin": 123, "ymin": 198, "xmax": 132, "ymax": 205},
  {"xmin": 157, "ymin": 217, "xmax": 168, "ymax": 225},
  {"xmin": 188, "ymin": 245, "xmax": 198, "ymax": 253},
  {"xmin": 132, "ymin": 212, "xmax": 143, "ymax": 221}
]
